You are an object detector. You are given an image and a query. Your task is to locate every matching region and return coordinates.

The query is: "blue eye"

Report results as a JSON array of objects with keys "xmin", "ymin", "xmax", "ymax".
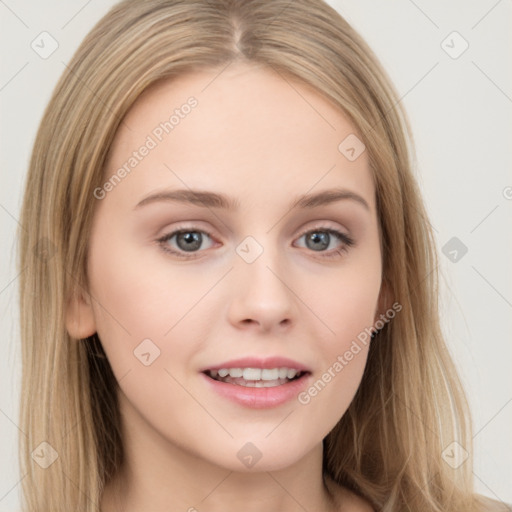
[
  {"xmin": 158, "ymin": 229, "xmax": 215, "ymax": 257},
  {"xmin": 295, "ymin": 228, "xmax": 355, "ymax": 257}
]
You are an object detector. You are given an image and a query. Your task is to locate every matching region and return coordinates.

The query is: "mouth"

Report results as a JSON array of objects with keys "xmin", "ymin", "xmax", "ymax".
[
  {"xmin": 203, "ymin": 367, "xmax": 309, "ymax": 388},
  {"xmin": 200, "ymin": 356, "xmax": 312, "ymax": 408}
]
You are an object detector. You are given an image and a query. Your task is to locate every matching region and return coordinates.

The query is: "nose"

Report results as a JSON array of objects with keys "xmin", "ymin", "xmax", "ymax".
[{"xmin": 226, "ymin": 248, "xmax": 297, "ymax": 333}]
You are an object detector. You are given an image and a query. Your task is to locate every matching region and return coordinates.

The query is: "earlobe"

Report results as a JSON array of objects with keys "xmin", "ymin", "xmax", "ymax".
[{"xmin": 65, "ymin": 288, "xmax": 97, "ymax": 340}]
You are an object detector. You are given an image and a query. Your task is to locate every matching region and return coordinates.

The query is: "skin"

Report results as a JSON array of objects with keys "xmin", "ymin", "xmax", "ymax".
[{"xmin": 67, "ymin": 61, "xmax": 384, "ymax": 512}]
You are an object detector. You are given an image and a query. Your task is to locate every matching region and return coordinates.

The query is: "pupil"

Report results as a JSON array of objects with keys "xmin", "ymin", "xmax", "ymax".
[
  {"xmin": 306, "ymin": 232, "xmax": 329, "ymax": 251},
  {"xmin": 177, "ymin": 232, "xmax": 202, "ymax": 251}
]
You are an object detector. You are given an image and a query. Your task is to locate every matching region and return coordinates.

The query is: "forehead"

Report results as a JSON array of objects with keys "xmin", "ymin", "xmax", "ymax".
[{"xmin": 104, "ymin": 61, "xmax": 374, "ymax": 210}]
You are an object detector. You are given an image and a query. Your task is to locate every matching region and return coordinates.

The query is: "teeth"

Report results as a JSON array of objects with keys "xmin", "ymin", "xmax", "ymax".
[
  {"xmin": 286, "ymin": 369, "xmax": 298, "ymax": 379},
  {"xmin": 261, "ymin": 368, "xmax": 279, "ymax": 380},
  {"xmin": 242, "ymin": 379, "xmax": 284, "ymax": 388},
  {"xmin": 228, "ymin": 368, "xmax": 243, "ymax": 378},
  {"xmin": 243, "ymin": 368, "xmax": 261, "ymax": 380},
  {"xmin": 278, "ymin": 368, "xmax": 288, "ymax": 379},
  {"xmin": 208, "ymin": 367, "xmax": 302, "ymax": 381},
  {"xmin": 219, "ymin": 377, "xmax": 291, "ymax": 388}
]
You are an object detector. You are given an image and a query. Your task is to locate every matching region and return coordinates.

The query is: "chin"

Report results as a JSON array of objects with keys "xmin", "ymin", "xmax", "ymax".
[{"xmin": 197, "ymin": 435, "xmax": 320, "ymax": 474}]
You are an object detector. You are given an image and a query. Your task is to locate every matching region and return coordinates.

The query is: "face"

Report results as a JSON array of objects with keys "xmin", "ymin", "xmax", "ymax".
[{"xmin": 70, "ymin": 61, "xmax": 384, "ymax": 473}]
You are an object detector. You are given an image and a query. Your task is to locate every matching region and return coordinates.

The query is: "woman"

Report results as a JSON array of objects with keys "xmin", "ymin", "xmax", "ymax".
[{"xmin": 17, "ymin": 0, "xmax": 508, "ymax": 510}]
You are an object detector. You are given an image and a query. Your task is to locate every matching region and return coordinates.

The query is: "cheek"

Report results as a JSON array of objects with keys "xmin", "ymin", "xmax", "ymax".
[
  {"xmin": 86, "ymin": 241, "xmax": 212, "ymax": 439},
  {"xmin": 296, "ymin": 255, "xmax": 381, "ymax": 418},
  {"xmin": 310, "ymin": 253, "xmax": 382, "ymax": 346},
  {"xmin": 86, "ymin": 230, "xmax": 208, "ymax": 377},
  {"xmin": 297, "ymin": 293, "xmax": 375, "ymax": 435},
  {"xmin": 297, "ymin": 340, "xmax": 369, "ymax": 441},
  {"xmin": 90, "ymin": 220, "xmax": 204, "ymax": 324}
]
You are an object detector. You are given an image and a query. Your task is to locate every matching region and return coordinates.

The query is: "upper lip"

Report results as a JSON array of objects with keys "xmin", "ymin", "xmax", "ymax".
[{"xmin": 200, "ymin": 356, "xmax": 311, "ymax": 373}]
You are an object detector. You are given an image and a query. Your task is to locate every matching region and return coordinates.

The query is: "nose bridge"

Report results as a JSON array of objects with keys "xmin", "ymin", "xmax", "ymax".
[{"xmin": 228, "ymin": 235, "xmax": 296, "ymax": 329}]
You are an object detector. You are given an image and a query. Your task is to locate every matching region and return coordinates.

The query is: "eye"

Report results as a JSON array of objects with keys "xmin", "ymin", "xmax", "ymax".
[
  {"xmin": 157, "ymin": 228, "xmax": 215, "ymax": 258},
  {"xmin": 156, "ymin": 225, "xmax": 354, "ymax": 260},
  {"xmin": 294, "ymin": 227, "xmax": 354, "ymax": 258}
]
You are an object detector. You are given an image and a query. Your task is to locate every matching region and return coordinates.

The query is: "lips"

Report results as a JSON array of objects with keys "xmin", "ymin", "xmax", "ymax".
[
  {"xmin": 201, "ymin": 356, "xmax": 311, "ymax": 374},
  {"xmin": 200, "ymin": 356, "xmax": 312, "ymax": 408}
]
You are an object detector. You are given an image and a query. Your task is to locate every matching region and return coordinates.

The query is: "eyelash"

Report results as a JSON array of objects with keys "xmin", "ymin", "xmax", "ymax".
[{"xmin": 156, "ymin": 225, "xmax": 355, "ymax": 260}]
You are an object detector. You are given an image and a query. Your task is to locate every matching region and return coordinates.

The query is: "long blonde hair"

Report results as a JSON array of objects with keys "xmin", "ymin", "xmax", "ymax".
[{"xmin": 17, "ymin": 0, "xmax": 495, "ymax": 510}]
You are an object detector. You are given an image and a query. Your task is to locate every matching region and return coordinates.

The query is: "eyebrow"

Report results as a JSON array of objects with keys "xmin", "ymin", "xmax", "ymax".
[{"xmin": 134, "ymin": 187, "xmax": 370, "ymax": 211}]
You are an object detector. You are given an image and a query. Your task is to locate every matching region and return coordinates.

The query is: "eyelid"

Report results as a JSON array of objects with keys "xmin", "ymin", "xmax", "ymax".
[{"xmin": 295, "ymin": 220, "xmax": 350, "ymax": 239}]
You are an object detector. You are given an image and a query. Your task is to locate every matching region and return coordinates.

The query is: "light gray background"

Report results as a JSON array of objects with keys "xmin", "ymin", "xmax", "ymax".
[{"xmin": 1, "ymin": 1, "xmax": 511, "ymax": 510}]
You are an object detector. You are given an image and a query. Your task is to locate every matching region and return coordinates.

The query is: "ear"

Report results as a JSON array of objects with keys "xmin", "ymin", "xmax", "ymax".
[{"xmin": 65, "ymin": 286, "xmax": 97, "ymax": 340}]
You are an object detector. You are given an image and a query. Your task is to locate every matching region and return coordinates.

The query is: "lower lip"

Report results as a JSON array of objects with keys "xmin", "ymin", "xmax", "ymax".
[{"xmin": 200, "ymin": 372, "xmax": 311, "ymax": 409}]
